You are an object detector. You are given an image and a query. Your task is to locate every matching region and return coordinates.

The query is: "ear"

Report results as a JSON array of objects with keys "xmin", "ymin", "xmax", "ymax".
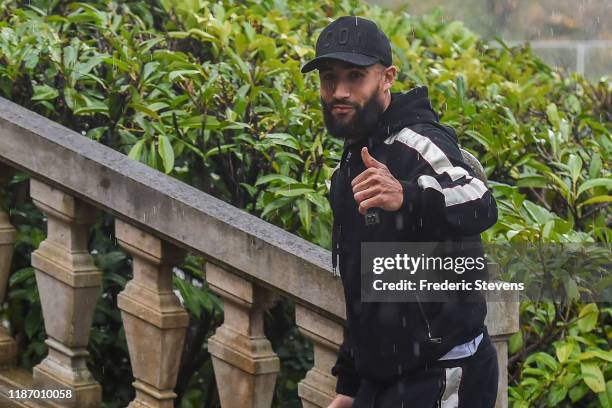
[{"xmin": 382, "ymin": 65, "xmax": 397, "ymax": 92}]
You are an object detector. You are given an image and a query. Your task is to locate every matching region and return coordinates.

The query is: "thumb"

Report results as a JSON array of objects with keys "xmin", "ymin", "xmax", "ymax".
[{"xmin": 361, "ymin": 147, "xmax": 384, "ymax": 169}]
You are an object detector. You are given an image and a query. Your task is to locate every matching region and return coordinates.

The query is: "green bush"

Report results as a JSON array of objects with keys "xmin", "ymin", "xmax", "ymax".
[{"xmin": 0, "ymin": 0, "xmax": 610, "ymax": 406}]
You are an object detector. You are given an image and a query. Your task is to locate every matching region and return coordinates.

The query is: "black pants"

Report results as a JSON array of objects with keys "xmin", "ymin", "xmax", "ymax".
[{"xmin": 353, "ymin": 333, "xmax": 499, "ymax": 408}]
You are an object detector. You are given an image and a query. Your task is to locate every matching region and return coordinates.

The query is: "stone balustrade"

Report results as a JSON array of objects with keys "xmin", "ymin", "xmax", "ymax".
[{"xmin": 0, "ymin": 96, "xmax": 519, "ymax": 407}]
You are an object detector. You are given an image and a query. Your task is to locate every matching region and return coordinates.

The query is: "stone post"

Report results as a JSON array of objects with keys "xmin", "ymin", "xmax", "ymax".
[
  {"xmin": 206, "ymin": 263, "xmax": 280, "ymax": 408},
  {"xmin": 295, "ymin": 304, "xmax": 343, "ymax": 408},
  {"xmin": 0, "ymin": 207, "xmax": 17, "ymax": 367},
  {"xmin": 115, "ymin": 219, "xmax": 189, "ymax": 408},
  {"xmin": 485, "ymin": 264, "xmax": 521, "ymax": 408},
  {"xmin": 30, "ymin": 179, "xmax": 102, "ymax": 407}
]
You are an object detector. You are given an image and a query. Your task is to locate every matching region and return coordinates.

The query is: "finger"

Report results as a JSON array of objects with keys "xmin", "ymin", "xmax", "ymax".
[
  {"xmin": 351, "ymin": 167, "xmax": 377, "ymax": 187},
  {"xmin": 353, "ymin": 187, "xmax": 379, "ymax": 203},
  {"xmin": 352, "ymin": 176, "xmax": 377, "ymax": 193},
  {"xmin": 361, "ymin": 147, "xmax": 385, "ymax": 169},
  {"xmin": 358, "ymin": 196, "xmax": 382, "ymax": 215}
]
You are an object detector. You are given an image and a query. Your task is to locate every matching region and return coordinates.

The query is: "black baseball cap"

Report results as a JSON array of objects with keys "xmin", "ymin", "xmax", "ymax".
[{"xmin": 301, "ymin": 16, "xmax": 392, "ymax": 73}]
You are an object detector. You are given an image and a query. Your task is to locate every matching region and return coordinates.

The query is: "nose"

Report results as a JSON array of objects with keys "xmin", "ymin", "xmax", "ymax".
[{"xmin": 333, "ymin": 79, "xmax": 351, "ymax": 100}]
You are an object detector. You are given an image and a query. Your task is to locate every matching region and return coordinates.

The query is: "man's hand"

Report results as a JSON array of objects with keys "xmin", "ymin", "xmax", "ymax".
[
  {"xmin": 327, "ymin": 394, "xmax": 354, "ymax": 408},
  {"xmin": 352, "ymin": 147, "xmax": 404, "ymax": 215}
]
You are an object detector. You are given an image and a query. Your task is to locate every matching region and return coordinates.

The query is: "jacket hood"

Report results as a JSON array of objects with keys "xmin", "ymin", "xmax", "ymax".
[{"xmin": 368, "ymin": 85, "xmax": 444, "ymax": 144}]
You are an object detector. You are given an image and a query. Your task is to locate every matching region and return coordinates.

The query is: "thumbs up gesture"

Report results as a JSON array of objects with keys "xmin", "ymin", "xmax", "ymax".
[{"xmin": 351, "ymin": 147, "xmax": 404, "ymax": 215}]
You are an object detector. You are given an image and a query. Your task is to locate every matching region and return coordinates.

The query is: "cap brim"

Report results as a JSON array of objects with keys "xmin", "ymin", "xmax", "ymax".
[{"xmin": 301, "ymin": 52, "xmax": 379, "ymax": 73}]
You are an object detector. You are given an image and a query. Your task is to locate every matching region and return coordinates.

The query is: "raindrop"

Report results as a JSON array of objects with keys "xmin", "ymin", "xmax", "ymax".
[{"xmin": 395, "ymin": 214, "xmax": 404, "ymax": 230}]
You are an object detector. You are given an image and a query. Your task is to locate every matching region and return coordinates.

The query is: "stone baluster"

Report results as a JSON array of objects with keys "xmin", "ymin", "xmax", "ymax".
[
  {"xmin": 0, "ymin": 207, "xmax": 17, "ymax": 367},
  {"xmin": 115, "ymin": 219, "xmax": 189, "ymax": 408},
  {"xmin": 296, "ymin": 305, "xmax": 343, "ymax": 408},
  {"xmin": 30, "ymin": 179, "xmax": 102, "ymax": 407},
  {"xmin": 206, "ymin": 263, "xmax": 280, "ymax": 408},
  {"xmin": 485, "ymin": 263, "xmax": 520, "ymax": 408}
]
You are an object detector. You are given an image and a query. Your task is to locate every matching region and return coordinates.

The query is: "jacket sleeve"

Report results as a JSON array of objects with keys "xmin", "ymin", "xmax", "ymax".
[
  {"xmin": 395, "ymin": 127, "xmax": 498, "ymax": 237},
  {"xmin": 331, "ymin": 325, "xmax": 360, "ymax": 397}
]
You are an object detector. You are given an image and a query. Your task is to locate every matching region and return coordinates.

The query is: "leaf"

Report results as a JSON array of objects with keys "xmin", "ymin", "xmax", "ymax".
[
  {"xmin": 158, "ymin": 135, "xmax": 174, "ymax": 174},
  {"xmin": 555, "ymin": 342, "xmax": 574, "ymax": 364},
  {"xmin": 187, "ymin": 28, "xmax": 217, "ymax": 42},
  {"xmin": 103, "ymin": 56, "xmax": 131, "ymax": 73},
  {"xmin": 129, "ymin": 102, "xmax": 160, "ymax": 120},
  {"xmin": 73, "ymin": 54, "xmax": 106, "ymax": 82},
  {"xmin": 588, "ymin": 154, "xmax": 602, "ymax": 178},
  {"xmin": 297, "ymin": 198, "xmax": 311, "ymax": 233},
  {"xmin": 533, "ymin": 352, "xmax": 559, "ymax": 370},
  {"xmin": 508, "ymin": 331, "xmax": 523, "ymax": 354},
  {"xmin": 142, "ymin": 61, "xmax": 160, "ymax": 83},
  {"xmin": 128, "ymin": 140, "xmax": 145, "ymax": 161},
  {"xmin": 546, "ymin": 103, "xmax": 560, "ymax": 128},
  {"xmin": 73, "ymin": 99, "xmax": 109, "ymax": 116},
  {"xmin": 255, "ymin": 174, "xmax": 298, "ymax": 186},
  {"xmin": 266, "ymin": 133, "xmax": 300, "ymax": 150},
  {"xmin": 577, "ymin": 178, "xmax": 612, "ymax": 196},
  {"xmin": 168, "ymin": 70, "xmax": 200, "ymax": 81},
  {"xmin": 579, "ymin": 349, "xmax": 612, "ymax": 363},
  {"xmin": 25, "ymin": 308, "xmax": 42, "ymax": 339},
  {"xmin": 95, "ymin": 251, "xmax": 127, "ymax": 270},
  {"xmin": 564, "ymin": 277, "xmax": 579, "ymax": 300},
  {"xmin": 274, "ymin": 188, "xmax": 314, "ymax": 197},
  {"xmin": 579, "ymin": 195, "xmax": 612, "ymax": 207},
  {"xmin": 523, "ymin": 201, "xmax": 554, "ymax": 225},
  {"xmin": 577, "ymin": 303, "xmax": 598, "ymax": 333},
  {"xmin": 581, "ymin": 362, "xmax": 605, "ymax": 393},
  {"xmin": 9, "ymin": 267, "xmax": 34, "ymax": 286},
  {"xmin": 64, "ymin": 87, "xmax": 85, "ymax": 111},
  {"xmin": 567, "ymin": 154, "xmax": 582, "ymax": 185},
  {"xmin": 147, "ymin": 144, "xmax": 159, "ymax": 169},
  {"xmin": 261, "ymin": 197, "xmax": 291, "ymax": 218},
  {"xmin": 547, "ymin": 383, "xmax": 567, "ymax": 406},
  {"xmin": 516, "ymin": 176, "xmax": 547, "ymax": 188},
  {"xmin": 31, "ymin": 84, "xmax": 59, "ymax": 101},
  {"xmin": 569, "ymin": 382, "xmax": 589, "ymax": 402},
  {"xmin": 598, "ymin": 381, "xmax": 612, "ymax": 408}
]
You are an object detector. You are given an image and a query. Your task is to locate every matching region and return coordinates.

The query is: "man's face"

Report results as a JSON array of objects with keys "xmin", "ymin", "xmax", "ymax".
[{"xmin": 318, "ymin": 60, "xmax": 388, "ymax": 142}]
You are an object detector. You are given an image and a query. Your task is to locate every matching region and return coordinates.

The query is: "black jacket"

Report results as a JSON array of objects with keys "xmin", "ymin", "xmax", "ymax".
[{"xmin": 329, "ymin": 86, "xmax": 498, "ymax": 396}]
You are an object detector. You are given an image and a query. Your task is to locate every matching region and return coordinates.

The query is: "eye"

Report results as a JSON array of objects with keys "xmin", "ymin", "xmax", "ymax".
[{"xmin": 349, "ymin": 71, "xmax": 364, "ymax": 79}]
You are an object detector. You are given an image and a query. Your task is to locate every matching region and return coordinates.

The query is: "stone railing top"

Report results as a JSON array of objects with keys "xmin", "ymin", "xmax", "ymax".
[{"xmin": 0, "ymin": 96, "xmax": 345, "ymax": 319}]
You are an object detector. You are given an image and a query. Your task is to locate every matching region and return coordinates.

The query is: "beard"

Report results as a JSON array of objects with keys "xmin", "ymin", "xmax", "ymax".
[{"xmin": 321, "ymin": 90, "xmax": 385, "ymax": 142}]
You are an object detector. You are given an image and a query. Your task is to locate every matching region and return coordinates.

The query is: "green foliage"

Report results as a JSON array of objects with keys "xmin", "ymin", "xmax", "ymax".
[
  {"xmin": 0, "ymin": 0, "xmax": 610, "ymax": 407},
  {"xmin": 509, "ymin": 303, "xmax": 612, "ymax": 407}
]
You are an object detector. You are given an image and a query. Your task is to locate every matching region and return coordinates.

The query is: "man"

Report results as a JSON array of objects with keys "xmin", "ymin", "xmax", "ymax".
[{"xmin": 301, "ymin": 16, "xmax": 499, "ymax": 408}]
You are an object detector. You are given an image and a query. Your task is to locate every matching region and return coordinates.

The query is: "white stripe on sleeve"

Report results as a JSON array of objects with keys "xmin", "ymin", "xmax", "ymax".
[{"xmin": 390, "ymin": 128, "xmax": 488, "ymax": 207}]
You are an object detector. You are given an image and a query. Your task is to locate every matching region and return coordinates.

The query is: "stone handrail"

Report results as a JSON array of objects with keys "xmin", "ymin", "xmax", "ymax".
[{"xmin": 0, "ymin": 96, "xmax": 518, "ymax": 407}]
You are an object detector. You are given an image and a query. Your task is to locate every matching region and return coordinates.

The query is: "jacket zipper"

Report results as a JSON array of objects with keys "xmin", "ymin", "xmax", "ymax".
[
  {"xmin": 332, "ymin": 149, "xmax": 353, "ymax": 277},
  {"xmin": 345, "ymin": 150, "xmax": 352, "ymax": 177},
  {"xmin": 415, "ymin": 295, "xmax": 442, "ymax": 344}
]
